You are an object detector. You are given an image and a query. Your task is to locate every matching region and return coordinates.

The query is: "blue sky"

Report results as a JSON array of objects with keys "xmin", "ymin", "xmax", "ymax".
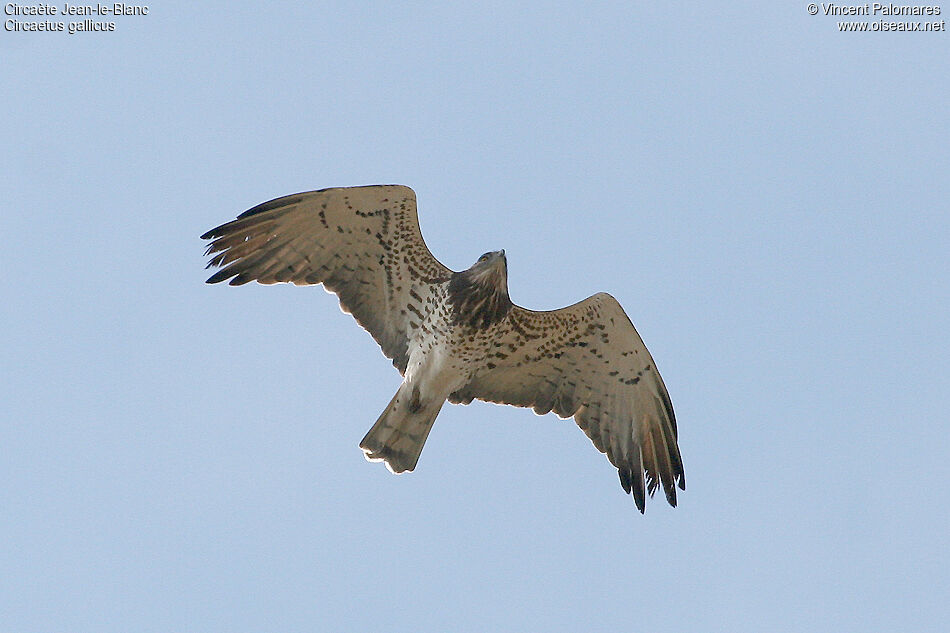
[{"xmin": 2, "ymin": 2, "xmax": 948, "ymax": 631}]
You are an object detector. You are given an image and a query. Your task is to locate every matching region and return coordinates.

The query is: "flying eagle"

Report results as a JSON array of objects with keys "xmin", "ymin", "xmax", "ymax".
[{"xmin": 202, "ymin": 185, "xmax": 684, "ymax": 512}]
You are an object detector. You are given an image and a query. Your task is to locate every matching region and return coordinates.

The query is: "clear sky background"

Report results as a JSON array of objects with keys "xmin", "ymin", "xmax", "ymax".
[{"xmin": 2, "ymin": 2, "xmax": 948, "ymax": 631}]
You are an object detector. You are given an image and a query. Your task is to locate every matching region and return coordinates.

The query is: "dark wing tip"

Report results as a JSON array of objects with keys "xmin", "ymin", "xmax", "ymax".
[
  {"xmin": 619, "ymin": 467, "xmax": 646, "ymax": 513},
  {"xmin": 618, "ymin": 468, "xmax": 632, "ymax": 494},
  {"xmin": 633, "ymin": 488, "xmax": 646, "ymax": 513},
  {"xmin": 664, "ymin": 485, "xmax": 678, "ymax": 508},
  {"xmin": 203, "ymin": 263, "xmax": 256, "ymax": 285},
  {"xmin": 205, "ymin": 267, "xmax": 237, "ymax": 285}
]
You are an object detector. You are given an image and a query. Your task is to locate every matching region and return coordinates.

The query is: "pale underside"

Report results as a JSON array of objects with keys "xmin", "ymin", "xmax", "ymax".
[{"xmin": 201, "ymin": 184, "xmax": 684, "ymax": 512}]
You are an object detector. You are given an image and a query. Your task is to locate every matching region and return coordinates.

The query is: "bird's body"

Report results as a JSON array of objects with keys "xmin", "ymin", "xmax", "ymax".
[
  {"xmin": 202, "ymin": 185, "xmax": 684, "ymax": 512},
  {"xmin": 361, "ymin": 278, "xmax": 486, "ymax": 474}
]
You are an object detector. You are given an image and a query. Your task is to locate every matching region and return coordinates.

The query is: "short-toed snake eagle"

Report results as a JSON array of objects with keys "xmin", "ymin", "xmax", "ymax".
[{"xmin": 202, "ymin": 185, "xmax": 684, "ymax": 512}]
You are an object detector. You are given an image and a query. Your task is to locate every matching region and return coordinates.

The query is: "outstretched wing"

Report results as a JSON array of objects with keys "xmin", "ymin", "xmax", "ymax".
[
  {"xmin": 448, "ymin": 292, "xmax": 683, "ymax": 512},
  {"xmin": 201, "ymin": 185, "xmax": 452, "ymax": 373}
]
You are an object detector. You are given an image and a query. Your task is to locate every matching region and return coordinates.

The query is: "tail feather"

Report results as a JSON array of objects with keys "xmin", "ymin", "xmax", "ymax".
[{"xmin": 360, "ymin": 384, "xmax": 444, "ymax": 473}]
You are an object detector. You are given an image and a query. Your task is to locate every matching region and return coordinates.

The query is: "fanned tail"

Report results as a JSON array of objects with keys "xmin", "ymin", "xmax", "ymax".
[{"xmin": 360, "ymin": 383, "xmax": 444, "ymax": 473}]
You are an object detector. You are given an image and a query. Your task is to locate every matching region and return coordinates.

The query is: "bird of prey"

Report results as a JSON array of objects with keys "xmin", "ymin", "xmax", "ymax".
[{"xmin": 201, "ymin": 185, "xmax": 684, "ymax": 512}]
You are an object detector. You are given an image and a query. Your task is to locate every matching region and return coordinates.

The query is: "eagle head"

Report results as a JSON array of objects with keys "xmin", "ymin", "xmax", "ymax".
[
  {"xmin": 448, "ymin": 249, "xmax": 512, "ymax": 329},
  {"xmin": 468, "ymin": 249, "xmax": 507, "ymax": 290}
]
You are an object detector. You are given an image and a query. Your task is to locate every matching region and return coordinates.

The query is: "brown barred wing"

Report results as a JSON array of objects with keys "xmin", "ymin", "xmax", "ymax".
[
  {"xmin": 448, "ymin": 292, "xmax": 683, "ymax": 512},
  {"xmin": 201, "ymin": 185, "xmax": 452, "ymax": 373}
]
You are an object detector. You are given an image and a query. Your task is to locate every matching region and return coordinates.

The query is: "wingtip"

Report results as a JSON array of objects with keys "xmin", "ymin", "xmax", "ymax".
[
  {"xmin": 665, "ymin": 487, "xmax": 678, "ymax": 507},
  {"xmin": 205, "ymin": 269, "xmax": 232, "ymax": 285},
  {"xmin": 617, "ymin": 464, "xmax": 648, "ymax": 513},
  {"xmin": 618, "ymin": 468, "xmax": 632, "ymax": 494}
]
